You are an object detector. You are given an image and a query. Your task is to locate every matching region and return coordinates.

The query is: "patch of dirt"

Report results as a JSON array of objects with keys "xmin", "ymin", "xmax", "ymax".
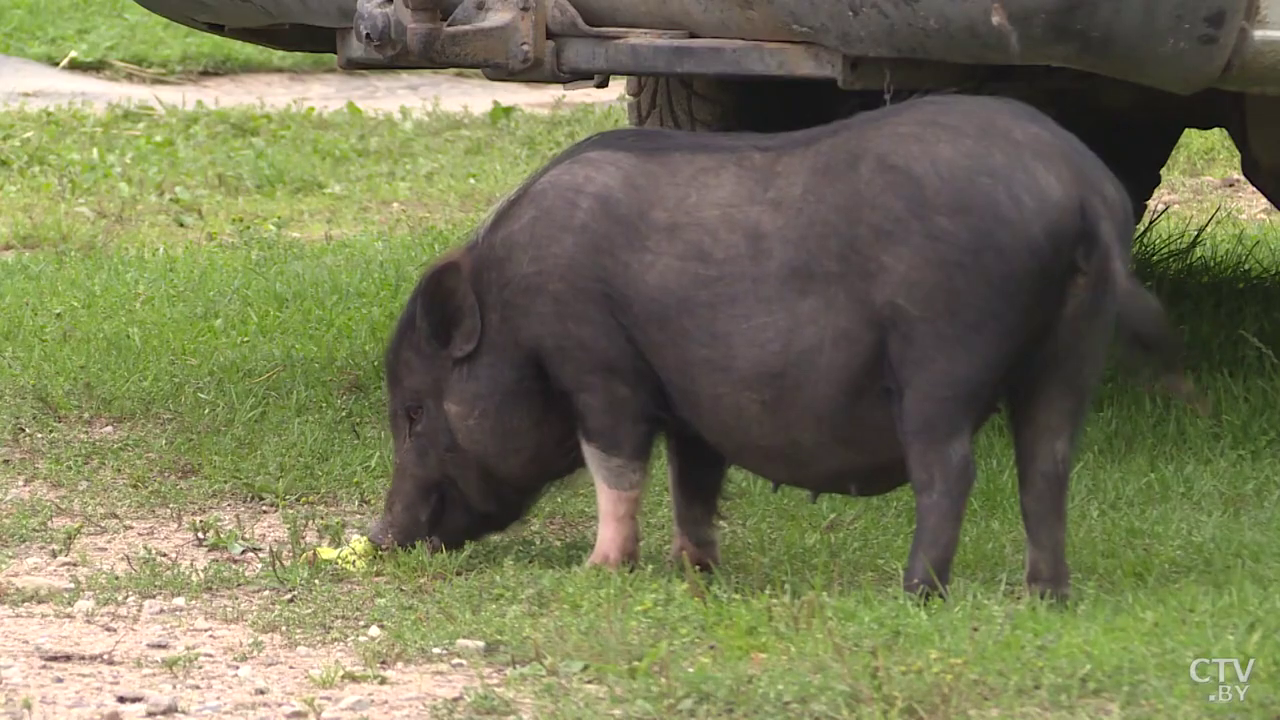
[
  {"xmin": 0, "ymin": 245, "xmax": 36, "ymax": 259},
  {"xmin": 1150, "ymin": 174, "xmax": 1278, "ymax": 222},
  {"xmin": 0, "ymin": 600, "xmax": 508, "ymax": 719},
  {"xmin": 8, "ymin": 506, "xmax": 294, "ymax": 577},
  {"xmin": 0, "ymin": 505, "xmax": 521, "ymax": 720},
  {"xmin": 0, "ymin": 54, "xmax": 623, "ymax": 115}
]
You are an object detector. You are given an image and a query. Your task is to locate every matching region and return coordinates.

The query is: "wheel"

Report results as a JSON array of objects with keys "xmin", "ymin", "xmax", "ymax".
[
  {"xmin": 625, "ymin": 76, "xmax": 741, "ymax": 131},
  {"xmin": 625, "ymin": 75, "xmax": 876, "ymax": 133}
]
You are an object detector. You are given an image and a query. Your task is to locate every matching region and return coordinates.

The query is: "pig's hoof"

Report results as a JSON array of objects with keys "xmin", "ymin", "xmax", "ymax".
[
  {"xmin": 584, "ymin": 547, "xmax": 639, "ymax": 570},
  {"xmin": 902, "ymin": 577, "xmax": 948, "ymax": 602},
  {"xmin": 670, "ymin": 535, "xmax": 718, "ymax": 573},
  {"xmin": 1026, "ymin": 580, "xmax": 1071, "ymax": 606}
]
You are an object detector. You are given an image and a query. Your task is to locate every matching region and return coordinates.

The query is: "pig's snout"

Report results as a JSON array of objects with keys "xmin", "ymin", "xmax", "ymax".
[
  {"xmin": 366, "ymin": 516, "xmax": 395, "ymax": 551},
  {"xmin": 365, "ymin": 515, "xmax": 444, "ymax": 554}
]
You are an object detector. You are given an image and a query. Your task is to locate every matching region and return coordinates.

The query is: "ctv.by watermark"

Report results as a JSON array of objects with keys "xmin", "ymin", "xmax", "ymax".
[{"xmin": 1190, "ymin": 658, "xmax": 1256, "ymax": 703}]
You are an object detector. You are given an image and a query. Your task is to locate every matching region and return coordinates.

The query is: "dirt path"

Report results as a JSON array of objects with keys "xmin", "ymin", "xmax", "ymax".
[
  {"xmin": 0, "ymin": 54, "xmax": 623, "ymax": 113},
  {"xmin": 0, "ymin": 604, "xmax": 503, "ymax": 720},
  {"xmin": 0, "ymin": 502, "xmax": 518, "ymax": 720}
]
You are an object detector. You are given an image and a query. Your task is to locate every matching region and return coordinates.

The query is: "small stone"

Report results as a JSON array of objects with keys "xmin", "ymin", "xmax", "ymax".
[
  {"xmin": 192, "ymin": 703, "xmax": 222, "ymax": 714},
  {"xmin": 101, "ymin": 711, "xmax": 123, "ymax": 720},
  {"xmin": 171, "ymin": 597, "xmax": 188, "ymax": 609},
  {"xmin": 294, "ymin": 645, "xmax": 311, "ymax": 656},
  {"xmin": 145, "ymin": 638, "xmax": 171, "ymax": 649},
  {"xmin": 4, "ymin": 576, "xmax": 74, "ymax": 596},
  {"xmin": 454, "ymin": 639, "xmax": 486, "ymax": 653},
  {"xmin": 336, "ymin": 696, "xmax": 372, "ymax": 712},
  {"xmin": 72, "ymin": 599, "xmax": 96, "ymax": 616},
  {"xmin": 192, "ymin": 622, "xmax": 213, "ymax": 632},
  {"xmin": 282, "ymin": 706, "xmax": 309, "ymax": 719},
  {"xmin": 35, "ymin": 644, "xmax": 90, "ymax": 662},
  {"xmin": 52, "ymin": 674, "xmax": 64, "ymax": 682},
  {"xmin": 429, "ymin": 647, "xmax": 446, "ymax": 655},
  {"xmin": 116, "ymin": 690, "xmax": 148, "ymax": 703},
  {"xmin": 251, "ymin": 683, "xmax": 269, "ymax": 695},
  {"xmin": 52, "ymin": 556, "xmax": 78, "ymax": 567},
  {"xmin": 449, "ymin": 658, "xmax": 468, "ymax": 669},
  {"xmin": 235, "ymin": 664, "xmax": 253, "ymax": 679},
  {"xmin": 143, "ymin": 696, "xmax": 179, "ymax": 716},
  {"xmin": 366, "ymin": 625, "xmax": 381, "ymax": 639},
  {"xmin": 319, "ymin": 711, "xmax": 343, "ymax": 720},
  {"xmin": 141, "ymin": 599, "xmax": 166, "ymax": 616}
]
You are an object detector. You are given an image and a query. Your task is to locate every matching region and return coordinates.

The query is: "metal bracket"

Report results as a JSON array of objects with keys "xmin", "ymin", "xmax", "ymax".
[
  {"xmin": 336, "ymin": 0, "xmax": 854, "ymax": 87},
  {"xmin": 337, "ymin": 0, "xmax": 545, "ymax": 72},
  {"xmin": 562, "ymin": 73, "xmax": 612, "ymax": 90},
  {"xmin": 552, "ymin": 37, "xmax": 844, "ymax": 83}
]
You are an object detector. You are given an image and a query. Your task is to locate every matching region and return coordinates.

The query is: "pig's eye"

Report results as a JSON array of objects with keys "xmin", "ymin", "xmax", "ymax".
[{"xmin": 404, "ymin": 405, "xmax": 424, "ymax": 429}]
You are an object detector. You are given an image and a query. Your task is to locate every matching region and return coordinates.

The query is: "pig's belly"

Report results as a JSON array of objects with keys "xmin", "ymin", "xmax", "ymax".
[{"xmin": 678, "ymin": 385, "xmax": 910, "ymax": 497}]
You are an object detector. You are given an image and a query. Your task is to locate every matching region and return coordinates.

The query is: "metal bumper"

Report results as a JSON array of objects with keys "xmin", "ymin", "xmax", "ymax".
[{"xmin": 131, "ymin": 0, "xmax": 1280, "ymax": 96}]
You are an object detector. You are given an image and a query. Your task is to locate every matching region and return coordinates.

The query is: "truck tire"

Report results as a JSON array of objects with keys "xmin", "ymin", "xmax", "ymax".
[
  {"xmin": 625, "ymin": 75, "xmax": 871, "ymax": 133},
  {"xmin": 626, "ymin": 76, "xmax": 737, "ymax": 131}
]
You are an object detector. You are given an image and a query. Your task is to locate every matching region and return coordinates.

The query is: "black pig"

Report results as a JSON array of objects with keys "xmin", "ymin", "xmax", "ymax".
[{"xmin": 368, "ymin": 93, "xmax": 1194, "ymax": 601}]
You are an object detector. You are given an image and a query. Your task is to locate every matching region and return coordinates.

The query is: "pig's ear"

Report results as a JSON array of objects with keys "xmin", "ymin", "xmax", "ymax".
[{"xmin": 418, "ymin": 259, "xmax": 481, "ymax": 359}]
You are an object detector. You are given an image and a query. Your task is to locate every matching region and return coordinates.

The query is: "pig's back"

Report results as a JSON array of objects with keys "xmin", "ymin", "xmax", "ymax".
[
  {"xmin": 519, "ymin": 93, "xmax": 1117, "ymax": 261},
  {"xmin": 484, "ymin": 92, "xmax": 1122, "ymax": 319}
]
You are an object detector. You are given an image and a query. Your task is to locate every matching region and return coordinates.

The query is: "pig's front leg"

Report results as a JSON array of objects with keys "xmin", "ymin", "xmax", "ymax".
[
  {"xmin": 580, "ymin": 438, "xmax": 649, "ymax": 568},
  {"xmin": 666, "ymin": 431, "xmax": 727, "ymax": 572}
]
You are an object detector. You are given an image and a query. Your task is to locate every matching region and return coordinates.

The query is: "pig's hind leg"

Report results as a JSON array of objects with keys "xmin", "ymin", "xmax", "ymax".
[
  {"xmin": 885, "ymin": 326, "xmax": 1023, "ymax": 599},
  {"xmin": 666, "ymin": 430, "xmax": 728, "ymax": 572},
  {"xmin": 891, "ymin": 385, "xmax": 983, "ymax": 599},
  {"xmin": 1004, "ymin": 273, "xmax": 1115, "ymax": 603}
]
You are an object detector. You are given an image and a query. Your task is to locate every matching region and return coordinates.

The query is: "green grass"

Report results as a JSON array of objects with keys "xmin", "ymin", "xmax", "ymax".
[
  {"xmin": 1162, "ymin": 129, "xmax": 1243, "ymax": 181},
  {"xmin": 0, "ymin": 0, "xmax": 335, "ymax": 76},
  {"xmin": 2, "ymin": 105, "xmax": 1279, "ymax": 718}
]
